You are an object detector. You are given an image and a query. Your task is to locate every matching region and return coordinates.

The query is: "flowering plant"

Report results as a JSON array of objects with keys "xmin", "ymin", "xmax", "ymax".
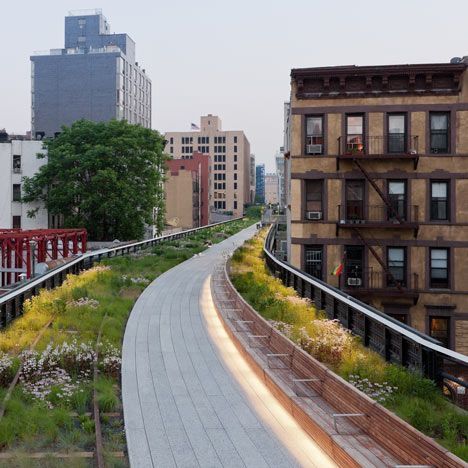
[
  {"xmin": 99, "ymin": 342, "xmax": 122, "ymax": 378},
  {"xmin": 67, "ymin": 297, "xmax": 100, "ymax": 308},
  {"xmin": 348, "ymin": 374, "xmax": 397, "ymax": 403},
  {"xmin": 121, "ymin": 275, "xmax": 150, "ymax": 285},
  {"xmin": 0, "ymin": 354, "xmax": 14, "ymax": 387}
]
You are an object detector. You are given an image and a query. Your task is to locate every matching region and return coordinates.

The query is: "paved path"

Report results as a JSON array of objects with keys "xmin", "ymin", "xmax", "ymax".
[{"xmin": 122, "ymin": 225, "xmax": 335, "ymax": 467}]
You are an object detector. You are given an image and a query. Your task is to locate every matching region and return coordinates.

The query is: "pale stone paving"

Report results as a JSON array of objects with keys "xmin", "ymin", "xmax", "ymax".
[{"xmin": 122, "ymin": 225, "xmax": 334, "ymax": 467}]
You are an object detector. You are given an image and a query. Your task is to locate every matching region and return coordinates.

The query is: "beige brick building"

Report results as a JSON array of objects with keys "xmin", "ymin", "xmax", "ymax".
[
  {"xmin": 164, "ymin": 115, "xmax": 252, "ymax": 219},
  {"xmin": 265, "ymin": 173, "xmax": 279, "ymax": 205},
  {"xmin": 288, "ymin": 60, "xmax": 468, "ymax": 353}
]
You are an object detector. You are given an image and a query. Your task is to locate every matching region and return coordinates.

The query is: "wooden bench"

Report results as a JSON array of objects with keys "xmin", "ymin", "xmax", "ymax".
[{"xmin": 210, "ymin": 267, "xmax": 466, "ymax": 468}]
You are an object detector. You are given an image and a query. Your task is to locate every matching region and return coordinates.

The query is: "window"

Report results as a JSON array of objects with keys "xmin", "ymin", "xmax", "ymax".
[
  {"xmin": 345, "ymin": 246, "xmax": 364, "ymax": 284},
  {"xmin": 384, "ymin": 305, "xmax": 409, "ymax": 324},
  {"xmin": 345, "ymin": 180, "xmax": 364, "ymax": 221},
  {"xmin": 12, "ymin": 184, "xmax": 21, "ymax": 202},
  {"xmin": 234, "ymin": 201, "xmax": 238, "ymax": 209},
  {"xmin": 430, "ymin": 248, "xmax": 449, "ymax": 288},
  {"xmin": 170, "ymin": 147, "xmax": 173, "ymax": 154},
  {"xmin": 12, "ymin": 215, "xmax": 21, "ymax": 229},
  {"xmin": 430, "ymin": 181, "xmax": 449, "ymax": 221},
  {"xmin": 346, "ymin": 114, "xmax": 364, "ymax": 153},
  {"xmin": 13, "ymin": 154, "xmax": 21, "ymax": 172},
  {"xmin": 234, "ymin": 173, "xmax": 237, "ymax": 181},
  {"xmin": 234, "ymin": 164, "xmax": 237, "ymax": 170},
  {"xmin": 234, "ymin": 182, "xmax": 237, "ymax": 190},
  {"xmin": 387, "ymin": 247, "xmax": 406, "ymax": 287},
  {"xmin": 304, "ymin": 246, "xmax": 323, "ymax": 280},
  {"xmin": 234, "ymin": 145, "xmax": 238, "ymax": 152},
  {"xmin": 387, "ymin": 114, "xmax": 406, "ymax": 153},
  {"xmin": 234, "ymin": 155, "xmax": 237, "ymax": 162},
  {"xmin": 430, "ymin": 112, "xmax": 450, "ymax": 153},
  {"xmin": 429, "ymin": 317, "xmax": 450, "ymax": 348},
  {"xmin": 305, "ymin": 116, "xmax": 324, "ymax": 154},
  {"xmin": 389, "ymin": 314, "xmax": 407, "ymax": 324},
  {"xmin": 305, "ymin": 180, "xmax": 323, "ymax": 215},
  {"xmin": 78, "ymin": 36, "xmax": 86, "ymax": 43},
  {"xmin": 234, "ymin": 136, "xmax": 237, "ymax": 143},
  {"xmin": 388, "ymin": 180, "xmax": 406, "ymax": 220}
]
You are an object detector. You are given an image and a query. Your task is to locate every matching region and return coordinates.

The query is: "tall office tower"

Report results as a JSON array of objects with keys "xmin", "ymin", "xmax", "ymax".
[
  {"xmin": 31, "ymin": 9, "xmax": 151, "ymax": 137},
  {"xmin": 275, "ymin": 149, "xmax": 286, "ymax": 209},
  {"xmin": 264, "ymin": 173, "xmax": 279, "ymax": 205},
  {"xmin": 255, "ymin": 164, "xmax": 265, "ymax": 204},
  {"xmin": 250, "ymin": 154, "xmax": 256, "ymax": 203},
  {"xmin": 165, "ymin": 115, "xmax": 251, "ymax": 220}
]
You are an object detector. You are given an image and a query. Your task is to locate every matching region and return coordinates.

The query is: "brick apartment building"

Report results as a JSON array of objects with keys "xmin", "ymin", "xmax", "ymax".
[
  {"xmin": 164, "ymin": 115, "xmax": 252, "ymax": 220},
  {"xmin": 287, "ymin": 60, "xmax": 468, "ymax": 353},
  {"xmin": 165, "ymin": 152, "xmax": 209, "ymax": 229}
]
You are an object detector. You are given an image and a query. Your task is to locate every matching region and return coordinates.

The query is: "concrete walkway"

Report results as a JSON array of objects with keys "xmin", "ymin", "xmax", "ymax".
[{"xmin": 122, "ymin": 225, "xmax": 335, "ymax": 467}]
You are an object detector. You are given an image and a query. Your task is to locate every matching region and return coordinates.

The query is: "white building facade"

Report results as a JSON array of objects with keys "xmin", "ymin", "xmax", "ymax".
[{"xmin": 0, "ymin": 139, "xmax": 48, "ymax": 229}]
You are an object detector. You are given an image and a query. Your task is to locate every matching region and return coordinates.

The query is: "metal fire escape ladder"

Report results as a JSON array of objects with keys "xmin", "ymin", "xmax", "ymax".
[
  {"xmin": 352, "ymin": 159, "xmax": 404, "ymax": 224},
  {"xmin": 352, "ymin": 228, "xmax": 403, "ymax": 292}
]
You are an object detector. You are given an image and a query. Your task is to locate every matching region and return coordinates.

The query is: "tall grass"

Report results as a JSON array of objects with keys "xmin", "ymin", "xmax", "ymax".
[
  {"xmin": 230, "ymin": 230, "xmax": 468, "ymax": 461},
  {"xmin": 0, "ymin": 217, "xmax": 256, "ymax": 456}
]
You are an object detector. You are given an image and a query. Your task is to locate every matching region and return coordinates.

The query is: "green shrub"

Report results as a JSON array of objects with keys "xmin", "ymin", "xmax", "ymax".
[{"xmin": 230, "ymin": 229, "xmax": 468, "ymax": 461}]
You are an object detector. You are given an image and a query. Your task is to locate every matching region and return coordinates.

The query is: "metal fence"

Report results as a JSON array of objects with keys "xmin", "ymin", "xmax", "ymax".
[
  {"xmin": 0, "ymin": 218, "xmax": 243, "ymax": 328},
  {"xmin": 264, "ymin": 224, "xmax": 468, "ymax": 390}
]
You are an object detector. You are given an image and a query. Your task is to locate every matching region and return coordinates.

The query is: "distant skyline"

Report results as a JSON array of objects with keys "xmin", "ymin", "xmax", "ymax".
[{"xmin": 2, "ymin": 0, "xmax": 468, "ymax": 171}]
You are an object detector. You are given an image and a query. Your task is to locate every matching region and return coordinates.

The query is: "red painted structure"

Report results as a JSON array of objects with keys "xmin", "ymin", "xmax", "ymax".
[{"xmin": 0, "ymin": 229, "xmax": 87, "ymax": 287}]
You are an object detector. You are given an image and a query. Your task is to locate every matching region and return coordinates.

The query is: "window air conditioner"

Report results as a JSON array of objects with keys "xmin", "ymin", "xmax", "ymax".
[
  {"xmin": 307, "ymin": 144, "xmax": 322, "ymax": 154},
  {"xmin": 347, "ymin": 277, "xmax": 362, "ymax": 286},
  {"xmin": 306, "ymin": 211, "xmax": 322, "ymax": 220}
]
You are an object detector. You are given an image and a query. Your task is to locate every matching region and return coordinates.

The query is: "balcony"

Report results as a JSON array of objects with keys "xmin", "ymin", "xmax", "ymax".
[
  {"xmin": 336, "ymin": 135, "xmax": 419, "ymax": 169},
  {"xmin": 337, "ymin": 204, "xmax": 419, "ymax": 231},
  {"xmin": 344, "ymin": 270, "xmax": 419, "ymax": 303}
]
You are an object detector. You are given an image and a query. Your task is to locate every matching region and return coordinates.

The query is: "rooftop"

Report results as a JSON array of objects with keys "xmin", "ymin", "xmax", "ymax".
[
  {"xmin": 291, "ymin": 61, "xmax": 467, "ymax": 99},
  {"xmin": 292, "ymin": 61, "xmax": 467, "ymax": 78},
  {"xmin": 67, "ymin": 9, "xmax": 103, "ymax": 17}
]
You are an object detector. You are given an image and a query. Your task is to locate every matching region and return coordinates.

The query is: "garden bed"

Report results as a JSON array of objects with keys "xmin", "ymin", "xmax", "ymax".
[
  {"xmin": 229, "ymin": 230, "xmax": 468, "ymax": 462},
  {"xmin": 0, "ymin": 217, "xmax": 256, "ymax": 467}
]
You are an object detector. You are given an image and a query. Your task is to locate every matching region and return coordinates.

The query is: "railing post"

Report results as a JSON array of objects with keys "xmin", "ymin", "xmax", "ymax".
[{"xmin": 363, "ymin": 315, "xmax": 369, "ymax": 347}]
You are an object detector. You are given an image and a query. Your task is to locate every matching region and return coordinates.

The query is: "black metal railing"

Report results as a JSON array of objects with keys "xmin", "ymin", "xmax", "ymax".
[
  {"xmin": 337, "ymin": 135, "xmax": 419, "ymax": 156},
  {"xmin": 264, "ymin": 223, "xmax": 467, "ymax": 391},
  {"xmin": 0, "ymin": 217, "xmax": 244, "ymax": 329},
  {"xmin": 337, "ymin": 204, "xmax": 420, "ymax": 224}
]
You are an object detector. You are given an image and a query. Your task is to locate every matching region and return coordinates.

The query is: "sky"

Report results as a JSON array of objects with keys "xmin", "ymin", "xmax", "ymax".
[{"xmin": 1, "ymin": 0, "xmax": 468, "ymax": 171}]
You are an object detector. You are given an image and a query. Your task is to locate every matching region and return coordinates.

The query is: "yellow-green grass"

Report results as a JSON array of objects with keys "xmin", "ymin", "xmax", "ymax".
[
  {"xmin": 0, "ymin": 217, "xmax": 256, "ymax": 458},
  {"xmin": 230, "ymin": 230, "xmax": 468, "ymax": 461}
]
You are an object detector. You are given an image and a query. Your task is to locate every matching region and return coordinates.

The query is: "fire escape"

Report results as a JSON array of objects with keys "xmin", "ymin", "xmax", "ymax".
[{"xmin": 335, "ymin": 134, "xmax": 420, "ymax": 304}]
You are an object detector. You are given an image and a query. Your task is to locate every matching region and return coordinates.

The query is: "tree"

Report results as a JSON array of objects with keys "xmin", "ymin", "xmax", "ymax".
[{"xmin": 23, "ymin": 119, "xmax": 167, "ymax": 241}]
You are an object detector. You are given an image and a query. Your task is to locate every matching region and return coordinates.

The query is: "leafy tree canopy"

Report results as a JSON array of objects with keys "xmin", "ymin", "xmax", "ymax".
[{"xmin": 23, "ymin": 119, "xmax": 167, "ymax": 241}]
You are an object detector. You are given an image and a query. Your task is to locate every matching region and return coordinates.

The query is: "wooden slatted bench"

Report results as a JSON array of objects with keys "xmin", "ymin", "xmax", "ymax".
[{"xmin": 210, "ymin": 262, "xmax": 467, "ymax": 468}]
